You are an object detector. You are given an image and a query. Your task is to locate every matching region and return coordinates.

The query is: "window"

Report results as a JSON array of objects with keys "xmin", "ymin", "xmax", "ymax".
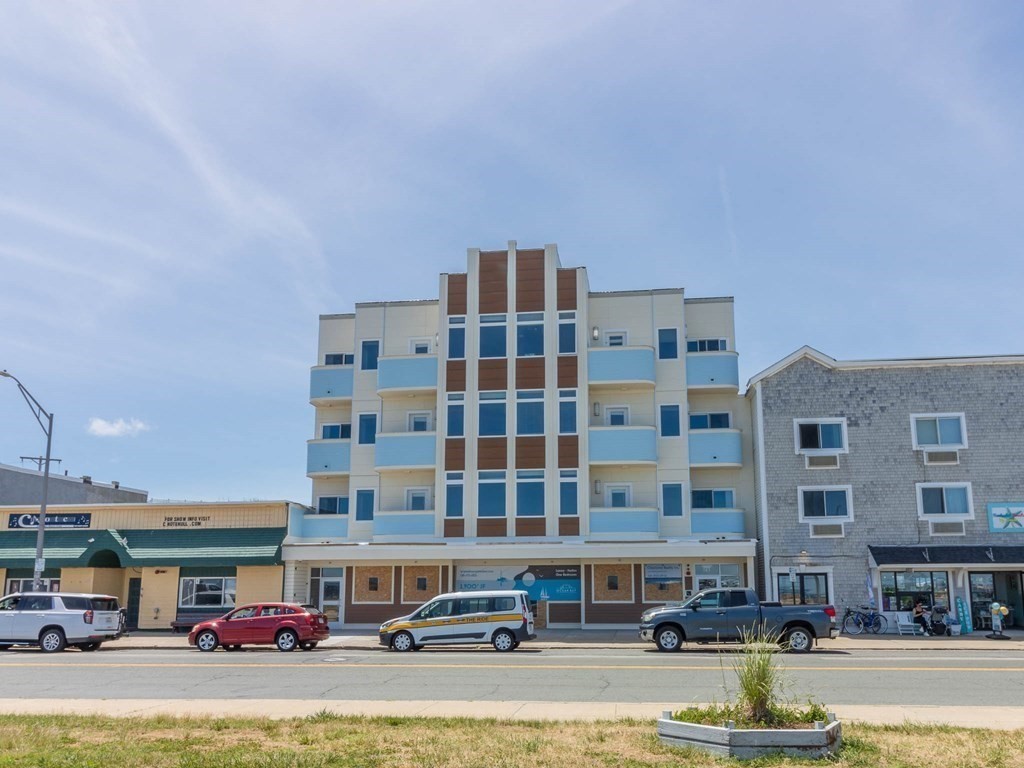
[
  {"xmin": 658, "ymin": 328, "xmax": 678, "ymax": 359},
  {"xmin": 777, "ymin": 573, "xmax": 829, "ymax": 606},
  {"xmin": 795, "ymin": 419, "xmax": 847, "ymax": 452},
  {"xmin": 558, "ymin": 312, "xmax": 576, "ymax": 354},
  {"xmin": 559, "ymin": 470, "xmax": 578, "ymax": 516},
  {"xmin": 447, "ymin": 394, "xmax": 464, "ymax": 437},
  {"xmin": 416, "ymin": 577, "xmax": 428, "ymax": 591},
  {"xmin": 360, "ymin": 340, "xmax": 380, "ymax": 370},
  {"xmin": 358, "ymin": 414, "xmax": 377, "ymax": 444},
  {"xmin": 691, "ymin": 489, "xmax": 734, "ymax": 509},
  {"xmin": 321, "ymin": 423, "xmax": 350, "ymax": 440},
  {"xmin": 607, "ymin": 574, "xmax": 619, "ymax": 591},
  {"xmin": 368, "ymin": 577, "xmax": 379, "ymax": 592},
  {"xmin": 448, "ymin": 317, "xmax": 466, "ymax": 360},
  {"xmin": 516, "ymin": 470, "xmax": 545, "ymax": 516},
  {"xmin": 355, "ymin": 489, "xmax": 375, "ymax": 521},
  {"xmin": 605, "ymin": 331, "xmax": 627, "ymax": 347},
  {"xmin": 516, "ymin": 312, "xmax": 544, "ymax": 357},
  {"xmin": 179, "ymin": 577, "xmax": 236, "ymax": 608},
  {"xmin": 659, "ymin": 405, "xmax": 681, "ymax": 437},
  {"xmin": 478, "ymin": 471, "xmax": 506, "ymax": 517},
  {"xmin": 605, "ymin": 406, "xmax": 629, "ymax": 426},
  {"xmin": 516, "ymin": 391, "xmax": 544, "ymax": 435},
  {"xmin": 694, "ymin": 563, "xmax": 742, "ymax": 590},
  {"xmin": 4, "ymin": 578, "xmax": 59, "ymax": 594},
  {"xmin": 480, "ymin": 314, "xmax": 507, "ymax": 358},
  {"xmin": 689, "ymin": 412, "xmax": 731, "ymax": 429},
  {"xmin": 798, "ymin": 486, "xmax": 852, "ymax": 521},
  {"xmin": 17, "ymin": 595, "xmax": 53, "ymax": 611},
  {"xmin": 607, "ymin": 485, "xmax": 631, "ymax": 508},
  {"xmin": 559, "ymin": 390, "xmax": 577, "ymax": 434},
  {"xmin": 912, "ymin": 413, "xmax": 966, "ymax": 449},
  {"xmin": 317, "ymin": 496, "xmax": 349, "ymax": 515},
  {"xmin": 881, "ymin": 571, "xmax": 949, "ymax": 612},
  {"xmin": 479, "ymin": 391, "xmax": 507, "ymax": 436},
  {"xmin": 324, "ymin": 353, "xmax": 353, "ymax": 366},
  {"xmin": 662, "ymin": 483, "xmax": 684, "ymax": 517},
  {"xmin": 917, "ymin": 483, "xmax": 972, "ymax": 517},
  {"xmin": 457, "ymin": 597, "xmax": 492, "ymax": 614},
  {"xmin": 445, "ymin": 472, "xmax": 464, "ymax": 518},
  {"xmin": 686, "ymin": 338, "xmax": 727, "ymax": 352},
  {"xmin": 408, "ymin": 412, "xmax": 432, "ymax": 432},
  {"xmin": 410, "ymin": 338, "xmax": 432, "ymax": 354},
  {"xmin": 406, "ymin": 488, "xmax": 430, "ymax": 511}
]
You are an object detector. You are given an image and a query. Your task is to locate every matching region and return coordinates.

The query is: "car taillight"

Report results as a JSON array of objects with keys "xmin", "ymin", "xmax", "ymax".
[
  {"xmin": 823, "ymin": 606, "xmax": 836, "ymax": 618},
  {"xmin": 84, "ymin": 610, "xmax": 94, "ymax": 624}
]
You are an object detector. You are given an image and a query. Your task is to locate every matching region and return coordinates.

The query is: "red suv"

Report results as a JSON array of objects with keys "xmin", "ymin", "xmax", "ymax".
[{"xmin": 188, "ymin": 603, "xmax": 330, "ymax": 652}]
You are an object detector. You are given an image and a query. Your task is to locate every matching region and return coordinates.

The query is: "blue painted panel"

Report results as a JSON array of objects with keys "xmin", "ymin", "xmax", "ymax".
[
  {"xmin": 298, "ymin": 515, "xmax": 350, "ymax": 538},
  {"xmin": 690, "ymin": 511, "xmax": 746, "ymax": 535},
  {"xmin": 685, "ymin": 353, "xmax": 740, "ymax": 389},
  {"xmin": 306, "ymin": 441, "xmax": 351, "ymax": 474},
  {"xmin": 587, "ymin": 348, "xmax": 656, "ymax": 384},
  {"xmin": 375, "ymin": 433, "xmax": 437, "ymax": 468},
  {"xmin": 373, "ymin": 513, "xmax": 435, "ymax": 536},
  {"xmin": 590, "ymin": 509, "xmax": 660, "ymax": 534},
  {"xmin": 589, "ymin": 428, "xmax": 658, "ymax": 463},
  {"xmin": 378, "ymin": 356, "xmax": 438, "ymax": 391},
  {"xmin": 310, "ymin": 367, "xmax": 354, "ymax": 399},
  {"xmin": 689, "ymin": 431, "xmax": 742, "ymax": 465}
]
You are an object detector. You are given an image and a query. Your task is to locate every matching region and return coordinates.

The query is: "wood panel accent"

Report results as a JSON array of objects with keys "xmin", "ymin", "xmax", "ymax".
[
  {"xmin": 402, "ymin": 566, "xmax": 441, "ymax": 604},
  {"xmin": 558, "ymin": 435, "xmax": 579, "ymax": 468},
  {"xmin": 557, "ymin": 356, "xmax": 577, "ymax": 388},
  {"xmin": 515, "ymin": 249, "xmax": 545, "ymax": 312},
  {"xmin": 558, "ymin": 517, "xmax": 580, "ymax": 536},
  {"xmin": 478, "ymin": 358, "xmax": 507, "ymax": 391},
  {"xmin": 477, "ymin": 518, "xmax": 508, "ymax": 538},
  {"xmin": 447, "ymin": 360, "xmax": 466, "ymax": 391},
  {"xmin": 515, "ymin": 436, "xmax": 545, "ymax": 469},
  {"xmin": 593, "ymin": 564, "xmax": 634, "ymax": 602},
  {"xmin": 344, "ymin": 565, "xmax": 401, "ymax": 624},
  {"xmin": 549, "ymin": 602, "xmax": 582, "ymax": 624},
  {"xmin": 516, "ymin": 357, "xmax": 545, "ymax": 389},
  {"xmin": 477, "ymin": 437, "xmax": 507, "ymax": 469},
  {"xmin": 443, "ymin": 518, "xmax": 465, "ymax": 538},
  {"xmin": 447, "ymin": 273, "xmax": 468, "ymax": 315},
  {"xmin": 644, "ymin": 580, "xmax": 684, "ymax": 602},
  {"xmin": 478, "ymin": 251, "xmax": 508, "ymax": 313},
  {"xmin": 583, "ymin": 564, "xmax": 664, "ymax": 624},
  {"xmin": 515, "ymin": 517, "xmax": 546, "ymax": 537},
  {"xmin": 445, "ymin": 438, "xmax": 465, "ymax": 471},
  {"xmin": 557, "ymin": 268, "xmax": 577, "ymax": 311}
]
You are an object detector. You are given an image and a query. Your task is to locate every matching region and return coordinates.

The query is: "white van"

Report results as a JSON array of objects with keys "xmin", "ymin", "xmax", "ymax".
[
  {"xmin": 0, "ymin": 592, "xmax": 124, "ymax": 652},
  {"xmin": 379, "ymin": 590, "xmax": 536, "ymax": 652}
]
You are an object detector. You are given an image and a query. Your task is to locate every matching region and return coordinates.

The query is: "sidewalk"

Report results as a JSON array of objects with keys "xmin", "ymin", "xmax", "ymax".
[{"xmin": 107, "ymin": 628, "xmax": 1024, "ymax": 652}]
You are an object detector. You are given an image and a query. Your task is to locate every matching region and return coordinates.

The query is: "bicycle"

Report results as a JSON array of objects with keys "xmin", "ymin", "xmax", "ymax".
[{"xmin": 841, "ymin": 605, "xmax": 888, "ymax": 635}]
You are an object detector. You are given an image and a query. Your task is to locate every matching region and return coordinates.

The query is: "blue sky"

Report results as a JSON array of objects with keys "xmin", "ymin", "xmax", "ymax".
[{"xmin": 1, "ymin": 2, "xmax": 1022, "ymax": 502}]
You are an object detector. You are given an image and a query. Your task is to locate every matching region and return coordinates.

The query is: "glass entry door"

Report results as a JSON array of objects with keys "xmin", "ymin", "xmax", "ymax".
[{"xmin": 311, "ymin": 566, "xmax": 345, "ymax": 627}]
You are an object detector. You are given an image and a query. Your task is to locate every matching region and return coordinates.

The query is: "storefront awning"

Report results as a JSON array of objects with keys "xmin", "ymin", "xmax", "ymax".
[{"xmin": 869, "ymin": 545, "xmax": 1024, "ymax": 567}]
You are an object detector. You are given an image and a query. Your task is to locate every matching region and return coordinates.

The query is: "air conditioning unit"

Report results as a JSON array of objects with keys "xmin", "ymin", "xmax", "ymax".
[
  {"xmin": 930, "ymin": 520, "xmax": 965, "ymax": 536},
  {"xmin": 924, "ymin": 450, "xmax": 959, "ymax": 465},
  {"xmin": 810, "ymin": 523, "xmax": 844, "ymax": 537},
  {"xmin": 805, "ymin": 454, "xmax": 840, "ymax": 469}
]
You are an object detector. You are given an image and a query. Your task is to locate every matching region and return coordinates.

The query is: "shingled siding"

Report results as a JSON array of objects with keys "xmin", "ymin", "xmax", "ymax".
[{"xmin": 758, "ymin": 358, "xmax": 1024, "ymax": 610}]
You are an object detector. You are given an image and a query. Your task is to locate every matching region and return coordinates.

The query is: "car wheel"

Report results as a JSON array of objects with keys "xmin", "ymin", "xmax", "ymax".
[
  {"xmin": 39, "ymin": 628, "xmax": 66, "ymax": 654},
  {"xmin": 390, "ymin": 631, "xmax": 415, "ymax": 652},
  {"xmin": 492, "ymin": 629, "xmax": 515, "ymax": 652},
  {"xmin": 784, "ymin": 627, "xmax": 814, "ymax": 653},
  {"xmin": 196, "ymin": 630, "xmax": 219, "ymax": 652},
  {"xmin": 276, "ymin": 629, "xmax": 299, "ymax": 652},
  {"xmin": 655, "ymin": 626, "xmax": 683, "ymax": 652}
]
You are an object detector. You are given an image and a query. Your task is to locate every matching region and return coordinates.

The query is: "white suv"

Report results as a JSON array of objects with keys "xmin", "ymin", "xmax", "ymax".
[{"xmin": 0, "ymin": 592, "xmax": 124, "ymax": 653}]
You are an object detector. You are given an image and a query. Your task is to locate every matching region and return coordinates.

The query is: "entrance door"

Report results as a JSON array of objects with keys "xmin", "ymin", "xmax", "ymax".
[
  {"xmin": 320, "ymin": 579, "xmax": 344, "ymax": 627},
  {"xmin": 125, "ymin": 578, "xmax": 142, "ymax": 630}
]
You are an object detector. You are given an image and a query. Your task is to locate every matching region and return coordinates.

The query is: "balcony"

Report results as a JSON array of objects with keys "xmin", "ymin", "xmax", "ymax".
[
  {"xmin": 587, "ymin": 347, "xmax": 656, "ymax": 389},
  {"xmin": 292, "ymin": 513, "xmax": 349, "ymax": 539},
  {"xmin": 377, "ymin": 355, "xmax": 438, "ymax": 396},
  {"xmin": 690, "ymin": 509, "xmax": 746, "ymax": 537},
  {"xmin": 374, "ymin": 432, "xmax": 437, "ymax": 471},
  {"xmin": 686, "ymin": 352, "xmax": 740, "ymax": 392},
  {"xmin": 310, "ymin": 367, "xmax": 354, "ymax": 405},
  {"xmin": 688, "ymin": 429, "xmax": 742, "ymax": 467},
  {"xmin": 306, "ymin": 440, "xmax": 351, "ymax": 476},
  {"xmin": 589, "ymin": 426, "xmax": 658, "ymax": 465},
  {"xmin": 373, "ymin": 511, "xmax": 436, "ymax": 538},
  {"xmin": 589, "ymin": 507, "xmax": 660, "ymax": 537}
]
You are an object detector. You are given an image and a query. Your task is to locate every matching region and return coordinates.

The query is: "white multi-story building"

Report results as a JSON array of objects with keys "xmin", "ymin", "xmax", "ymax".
[{"xmin": 283, "ymin": 243, "xmax": 757, "ymax": 628}]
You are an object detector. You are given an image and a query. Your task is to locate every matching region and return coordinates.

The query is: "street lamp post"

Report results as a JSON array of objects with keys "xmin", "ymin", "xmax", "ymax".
[{"xmin": 0, "ymin": 371, "xmax": 54, "ymax": 592}]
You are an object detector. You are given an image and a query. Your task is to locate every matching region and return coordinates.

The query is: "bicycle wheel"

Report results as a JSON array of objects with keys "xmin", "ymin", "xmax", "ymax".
[
  {"xmin": 869, "ymin": 615, "xmax": 887, "ymax": 634},
  {"xmin": 843, "ymin": 613, "xmax": 864, "ymax": 635}
]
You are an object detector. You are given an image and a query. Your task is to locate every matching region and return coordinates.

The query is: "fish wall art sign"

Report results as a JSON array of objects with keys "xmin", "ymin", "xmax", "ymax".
[{"xmin": 988, "ymin": 503, "xmax": 1024, "ymax": 533}]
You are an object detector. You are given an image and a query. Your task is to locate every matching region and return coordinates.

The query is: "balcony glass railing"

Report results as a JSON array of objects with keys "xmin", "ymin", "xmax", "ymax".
[
  {"xmin": 685, "ymin": 352, "xmax": 740, "ymax": 390},
  {"xmin": 373, "ymin": 511, "xmax": 436, "ymax": 537},
  {"xmin": 310, "ymin": 367, "xmax": 354, "ymax": 402},
  {"xmin": 306, "ymin": 440, "xmax": 351, "ymax": 475},
  {"xmin": 589, "ymin": 427, "xmax": 658, "ymax": 464},
  {"xmin": 587, "ymin": 347, "xmax": 656, "ymax": 387},
  {"xmin": 688, "ymin": 430, "xmax": 742, "ymax": 466},
  {"xmin": 377, "ymin": 355, "xmax": 438, "ymax": 393},
  {"xmin": 690, "ymin": 509, "xmax": 746, "ymax": 536},
  {"xmin": 374, "ymin": 432, "xmax": 437, "ymax": 469},
  {"xmin": 589, "ymin": 507, "xmax": 660, "ymax": 534}
]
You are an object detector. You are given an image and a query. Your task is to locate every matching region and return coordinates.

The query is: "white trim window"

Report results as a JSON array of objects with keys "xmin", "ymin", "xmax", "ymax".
[
  {"xmin": 558, "ymin": 390, "xmax": 577, "ymax": 435},
  {"xmin": 447, "ymin": 316, "xmax": 466, "ymax": 361},
  {"xmin": 912, "ymin": 413, "xmax": 967, "ymax": 450},
  {"xmin": 797, "ymin": 486, "xmax": 853, "ymax": 522},
  {"xmin": 691, "ymin": 488, "xmax": 735, "ymax": 509},
  {"xmin": 360, "ymin": 340, "xmax": 380, "ymax": 371},
  {"xmin": 686, "ymin": 338, "xmax": 727, "ymax": 353},
  {"xmin": 445, "ymin": 472, "xmax": 464, "ymax": 518},
  {"xmin": 479, "ymin": 314, "xmax": 507, "ymax": 359},
  {"xmin": 324, "ymin": 353, "xmax": 354, "ymax": 366},
  {"xmin": 689, "ymin": 412, "xmax": 730, "ymax": 430},
  {"xmin": 407, "ymin": 411, "xmax": 433, "ymax": 432},
  {"xmin": 479, "ymin": 391, "xmax": 507, "ymax": 437},
  {"xmin": 605, "ymin": 406, "xmax": 630, "ymax": 427},
  {"xmin": 446, "ymin": 393, "xmax": 464, "ymax": 438},
  {"xmin": 794, "ymin": 418, "xmax": 848, "ymax": 454},
  {"xmin": 605, "ymin": 484, "xmax": 632, "ymax": 508},
  {"xmin": 405, "ymin": 487, "xmax": 432, "ymax": 511},
  {"xmin": 516, "ymin": 312, "xmax": 544, "ymax": 357},
  {"xmin": 559, "ymin": 470, "xmax": 578, "ymax": 516},
  {"xmin": 657, "ymin": 328, "xmax": 679, "ymax": 360},
  {"xmin": 917, "ymin": 482, "xmax": 973, "ymax": 518},
  {"xmin": 409, "ymin": 338, "xmax": 433, "ymax": 355},
  {"xmin": 558, "ymin": 312, "xmax": 576, "ymax": 355},
  {"xmin": 179, "ymin": 576, "xmax": 237, "ymax": 608},
  {"xmin": 604, "ymin": 330, "xmax": 628, "ymax": 347},
  {"xmin": 515, "ymin": 390, "xmax": 544, "ymax": 436}
]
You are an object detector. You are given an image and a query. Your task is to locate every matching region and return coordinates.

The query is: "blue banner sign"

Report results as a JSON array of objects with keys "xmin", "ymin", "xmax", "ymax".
[
  {"xmin": 456, "ymin": 565, "xmax": 581, "ymax": 601},
  {"xmin": 8, "ymin": 513, "xmax": 92, "ymax": 529}
]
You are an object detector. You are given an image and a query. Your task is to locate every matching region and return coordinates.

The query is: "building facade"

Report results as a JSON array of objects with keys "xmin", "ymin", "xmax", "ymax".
[
  {"xmin": 0, "ymin": 463, "xmax": 148, "ymax": 505},
  {"xmin": 286, "ymin": 242, "xmax": 758, "ymax": 628},
  {"xmin": 0, "ymin": 501, "xmax": 293, "ymax": 629},
  {"xmin": 748, "ymin": 347, "xmax": 1024, "ymax": 630}
]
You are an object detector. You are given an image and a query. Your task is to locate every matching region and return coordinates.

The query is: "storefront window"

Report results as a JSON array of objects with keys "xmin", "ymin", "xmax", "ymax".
[
  {"xmin": 5, "ymin": 578, "xmax": 60, "ymax": 594},
  {"xmin": 777, "ymin": 573, "xmax": 828, "ymax": 606},
  {"xmin": 880, "ymin": 571, "xmax": 949, "ymax": 611},
  {"xmin": 694, "ymin": 563, "xmax": 742, "ymax": 591},
  {"xmin": 968, "ymin": 572, "xmax": 995, "ymax": 620},
  {"xmin": 179, "ymin": 577, "xmax": 237, "ymax": 608}
]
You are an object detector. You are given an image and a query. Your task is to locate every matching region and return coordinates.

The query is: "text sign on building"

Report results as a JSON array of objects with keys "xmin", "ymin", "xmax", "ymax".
[
  {"xmin": 455, "ymin": 565, "xmax": 581, "ymax": 601},
  {"xmin": 643, "ymin": 564, "xmax": 682, "ymax": 584},
  {"xmin": 988, "ymin": 503, "xmax": 1024, "ymax": 533},
  {"xmin": 162, "ymin": 515, "xmax": 212, "ymax": 528},
  {"xmin": 8, "ymin": 513, "xmax": 92, "ymax": 529}
]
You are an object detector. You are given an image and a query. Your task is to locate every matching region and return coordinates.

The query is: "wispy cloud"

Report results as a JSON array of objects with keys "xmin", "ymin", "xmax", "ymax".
[{"xmin": 87, "ymin": 417, "xmax": 151, "ymax": 438}]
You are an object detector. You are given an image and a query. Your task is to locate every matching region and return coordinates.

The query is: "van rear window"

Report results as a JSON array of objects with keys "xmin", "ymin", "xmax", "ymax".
[
  {"xmin": 492, "ymin": 597, "xmax": 515, "ymax": 611},
  {"xmin": 90, "ymin": 598, "xmax": 120, "ymax": 612},
  {"xmin": 61, "ymin": 597, "xmax": 90, "ymax": 610}
]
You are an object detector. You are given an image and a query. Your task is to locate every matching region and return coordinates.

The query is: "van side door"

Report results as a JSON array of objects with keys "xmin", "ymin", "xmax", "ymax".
[
  {"xmin": 411, "ymin": 599, "xmax": 456, "ymax": 644},
  {"xmin": 452, "ymin": 597, "xmax": 492, "ymax": 643}
]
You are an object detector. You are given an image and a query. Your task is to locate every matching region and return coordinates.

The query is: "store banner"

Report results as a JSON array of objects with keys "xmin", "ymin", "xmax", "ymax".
[
  {"xmin": 8, "ymin": 513, "xmax": 92, "ymax": 529},
  {"xmin": 456, "ymin": 565, "xmax": 581, "ymax": 601},
  {"xmin": 644, "ymin": 564, "xmax": 682, "ymax": 584}
]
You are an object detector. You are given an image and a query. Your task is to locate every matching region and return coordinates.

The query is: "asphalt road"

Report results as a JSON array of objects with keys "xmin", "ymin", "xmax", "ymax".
[{"xmin": 2, "ymin": 646, "xmax": 1023, "ymax": 708}]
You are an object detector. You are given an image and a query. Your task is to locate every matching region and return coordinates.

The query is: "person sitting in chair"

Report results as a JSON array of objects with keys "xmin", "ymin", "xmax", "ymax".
[{"xmin": 912, "ymin": 600, "xmax": 932, "ymax": 636}]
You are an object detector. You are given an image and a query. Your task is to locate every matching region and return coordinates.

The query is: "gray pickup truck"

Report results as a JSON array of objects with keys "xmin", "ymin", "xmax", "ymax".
[{"xmin": 638, "ymin": 588, "xmax": 837, "ymax": 653}]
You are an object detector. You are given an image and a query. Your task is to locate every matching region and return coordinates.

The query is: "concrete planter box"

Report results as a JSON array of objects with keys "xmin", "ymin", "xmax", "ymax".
[{"xmin": 657, "ymin": 712, "xmax": 842, "ymax": 760}]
